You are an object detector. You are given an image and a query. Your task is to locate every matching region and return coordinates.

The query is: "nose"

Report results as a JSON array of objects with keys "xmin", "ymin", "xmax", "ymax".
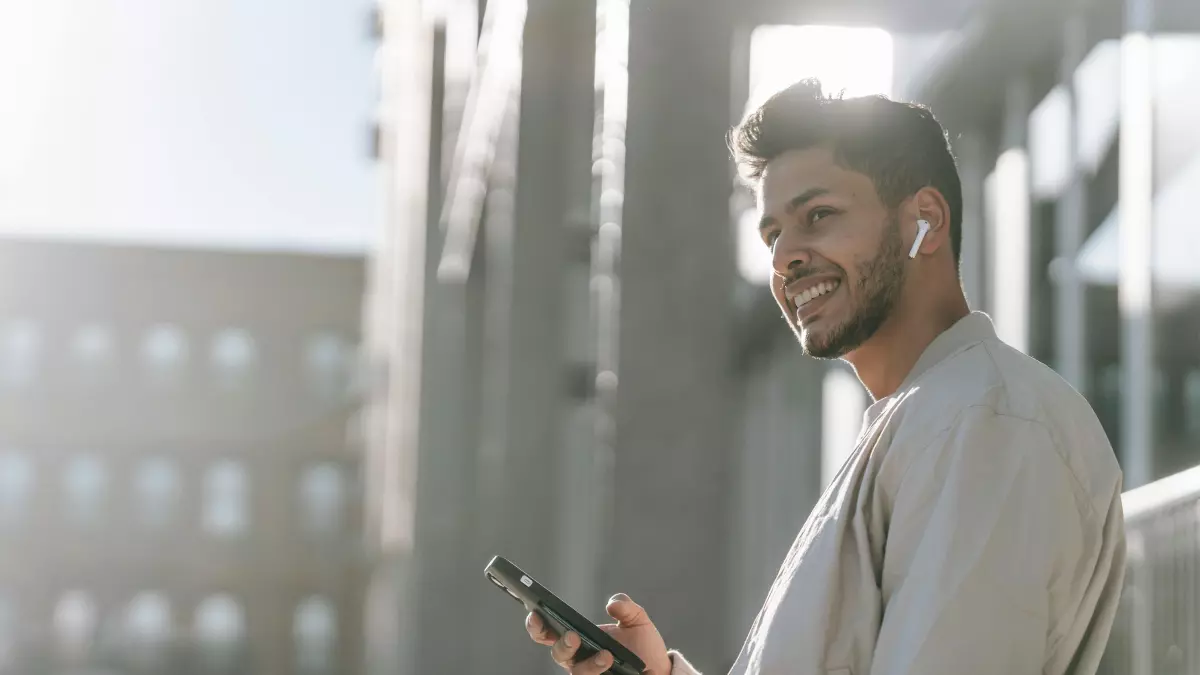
[{"xmin": 771, "ymin": 229, "xmax": 811, "ymax": 281}]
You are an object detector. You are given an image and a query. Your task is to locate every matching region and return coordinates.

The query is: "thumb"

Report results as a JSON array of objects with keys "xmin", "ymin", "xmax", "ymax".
[{"xmin": 606, "ymin": 593, "xmax": 651, "ymax": 627}]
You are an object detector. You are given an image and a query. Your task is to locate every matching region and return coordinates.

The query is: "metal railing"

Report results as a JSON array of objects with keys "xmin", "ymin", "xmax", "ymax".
[{"xmin": 1100, "ymin": 466, "xmax": 1200, "ymax": 675}]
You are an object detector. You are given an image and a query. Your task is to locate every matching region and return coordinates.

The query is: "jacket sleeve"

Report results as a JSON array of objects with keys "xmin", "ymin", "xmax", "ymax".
[{"xmin": 869, "ymin": 408, "xmax": 1098, "ymax": 675}]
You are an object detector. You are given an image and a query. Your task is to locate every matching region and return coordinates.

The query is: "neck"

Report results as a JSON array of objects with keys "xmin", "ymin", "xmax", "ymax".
[{"xmin": 843, "ymin": 292, "xmax": 970, "ymax": 401}]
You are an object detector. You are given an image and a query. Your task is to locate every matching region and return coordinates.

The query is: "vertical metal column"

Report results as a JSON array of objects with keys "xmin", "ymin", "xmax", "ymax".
[
  {"xmin": 1119, "ymin": 0, "xmax": 1155, "ymax": 489},
  {"xmin": 1056, "ymin": 11, "xmax": 1090, "ymax": 394},
  {"xmin": 991, "ymin": 77, "xmax": 1032, "ymax": 353},
  {"xmin": 956, "ymin": 132, "xmax": 987, "ymax": 310},
  {"xmin": 1128, "ymin": 530, "xmax": 1152, "ymax": 675},
  {"xmin": 589, "ymin": 0, "xmax": 626, "ymax": 633}
]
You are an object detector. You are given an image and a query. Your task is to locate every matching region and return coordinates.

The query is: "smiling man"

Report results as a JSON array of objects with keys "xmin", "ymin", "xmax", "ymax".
[{"xmin": 526, "ymin": 79, "xmax": 1127, "ymax": 675}]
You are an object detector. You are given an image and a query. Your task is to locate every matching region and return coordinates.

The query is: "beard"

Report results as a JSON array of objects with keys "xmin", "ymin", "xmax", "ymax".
[{"xmin": 799, "ymin": 213, "xmax": 907, "ymax": 359}]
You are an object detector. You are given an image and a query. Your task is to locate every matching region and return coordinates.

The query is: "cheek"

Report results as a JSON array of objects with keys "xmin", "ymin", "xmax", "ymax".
[
  {"xmin": 823, "ymin": 235, "xmax": 874, "ymax": 283},
  {"xmin": 770, "ymin": 284, "xmax": 789, "ymax": 312}
]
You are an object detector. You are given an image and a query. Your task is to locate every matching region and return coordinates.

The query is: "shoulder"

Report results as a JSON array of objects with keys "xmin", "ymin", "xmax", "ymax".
[{"xmin": 880, "ymin": 337, "xmax": 1122, "ymax": 519}]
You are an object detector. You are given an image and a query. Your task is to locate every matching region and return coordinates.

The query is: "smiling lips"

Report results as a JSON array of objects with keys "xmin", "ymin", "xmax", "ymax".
[
  {"xmin": 795, "ymin": 280, "xmax": 838, "ymax": 308},
  {"xmin": 788, "ymin": 279, "xmax": 841, "ymax": 323}
]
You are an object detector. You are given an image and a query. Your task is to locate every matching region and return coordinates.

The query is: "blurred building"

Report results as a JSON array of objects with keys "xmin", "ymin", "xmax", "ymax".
[
  {"xmin": 0, "ymin": 241, "xmax": 364, "ymax": 675},
  {"xmin": 371, "ymin": 0, "xmax": 1200, "ymax": 674}
]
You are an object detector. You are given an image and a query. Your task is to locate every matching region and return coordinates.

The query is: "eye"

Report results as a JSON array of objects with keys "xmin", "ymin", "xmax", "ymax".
[
  {"xmin": 763, "ymin": 230, "xmax": 780, "ymax": 248},
  {"xmin": 808, "ymin": 207, "xmax": 836, "ymax": 224}
]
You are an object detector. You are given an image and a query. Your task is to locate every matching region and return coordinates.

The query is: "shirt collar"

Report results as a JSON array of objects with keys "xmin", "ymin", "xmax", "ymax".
[
  {"xmin": 897, "ymin": 310, "xmax": 996, "ymax": 391},
  {"xmin": 863, "ymin": 311, "xmax": 997, "ymax": 424}
]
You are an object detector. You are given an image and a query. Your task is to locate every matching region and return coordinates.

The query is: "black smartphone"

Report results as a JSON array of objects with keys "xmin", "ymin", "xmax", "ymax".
[{"xmin": 484, "ymin": 555, "xmax": 645, "ymax": 675}]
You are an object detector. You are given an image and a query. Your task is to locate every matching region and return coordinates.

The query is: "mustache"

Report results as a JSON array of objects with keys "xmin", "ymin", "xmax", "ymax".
[{"xmin": 778, "ymin": 267, "xmax": 843, "ymax": 286}]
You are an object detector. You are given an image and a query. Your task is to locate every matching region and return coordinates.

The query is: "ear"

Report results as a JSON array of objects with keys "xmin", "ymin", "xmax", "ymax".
[{"xmin": 909, "ymin": 187, "xmax": 951, "ymax": 257}]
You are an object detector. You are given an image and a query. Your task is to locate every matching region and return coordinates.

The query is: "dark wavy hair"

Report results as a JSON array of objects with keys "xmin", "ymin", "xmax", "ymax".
[{"xmin": 729, "ymin": 78, "xmax": 963, "ymax": 265}]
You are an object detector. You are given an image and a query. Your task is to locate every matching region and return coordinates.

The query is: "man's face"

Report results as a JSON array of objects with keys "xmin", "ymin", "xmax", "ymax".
[{"xmin": 757, "ymin": 147, "xmax": 907, "ymax": 359}]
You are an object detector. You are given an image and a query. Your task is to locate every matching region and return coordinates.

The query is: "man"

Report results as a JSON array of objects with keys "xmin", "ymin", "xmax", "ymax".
[{"xmin": 525, "ymin": 79, "xmax": 1127, "ymax": 675}]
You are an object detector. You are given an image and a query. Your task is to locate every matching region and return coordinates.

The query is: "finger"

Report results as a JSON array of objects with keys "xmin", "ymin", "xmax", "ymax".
[
  {"xmin": 606, "ymin": 593, "xmax": 651, "ymax": 628},
  {"xmin": 570, "ymin": 649, "xmax": 613, "ymax": 675},
  {"xmin": 550, "ymin": 631, "xmax": 580, "ymax": 667},
  {"xmin": 526, "ymin": 612, "xmax": 557, "ymax": 645}
]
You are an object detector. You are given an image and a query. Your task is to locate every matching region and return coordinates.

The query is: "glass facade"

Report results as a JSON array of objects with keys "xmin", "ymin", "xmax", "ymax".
[{"xmin": 1148, "ymin": 32, "xmax": 1200, "ymax": 479}]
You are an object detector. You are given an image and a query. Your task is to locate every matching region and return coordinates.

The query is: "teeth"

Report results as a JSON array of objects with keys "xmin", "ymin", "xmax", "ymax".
[{"xmin": 796, "ymin": 280, "xmax": 838, "ymax": 308}]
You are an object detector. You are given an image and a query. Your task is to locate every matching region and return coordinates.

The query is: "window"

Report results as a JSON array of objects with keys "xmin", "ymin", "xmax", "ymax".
[
  {"xmin": 299, "ymin": 463, "xmax": 345, "ymax": 535},
  {"xmin": 134, "ymin": 457, "xmax": 181, "ymax": 529},
  {"xmin": 305, "ymin": 332, "xmax": 354, "ymax": 399},
  {"xmin": 70, "ymin": 323, "xmax": 116, "ymax": 367},
  {"xmin": 195, "ymin": 594, "xmax": 246, "ymax": 670},
  {"xmin": 210, "ymin": 328, "xmax": 258, "ymax": 389},
  {"xmin": 63, "ymin": 455, "xmax": 107, "ymax": 525},
  {"xmin": 203, "ymin": 460, "xmax": 249, "ymax": 536},
  {"xmin": 0, "ymin": 452, "xmax": 34, "ymax": 528},
  {"xmin": 195, "ymin": 594, "xmax": 245, "ymax": 642},
  {"xmin": 294, "ymin": 596, "xmax": 337, "ymax": 672},
  {"xmin": 1029, "ymin": 85, "xmax": 1072, "ymax": 199},
  {"xmin": 1074, "ymin": 40, "xmax": 1120, "ymax": 175},
  {"xmin": 0, "ymin": 593, "xmax": 15, "ymax": 667},
  {"xmin": 0, "ymin": 318, "xmax": 40, "ymax": 388},
  {"xmin": 141, "ymin": 324, "xmax": 189, "ymax": 386},
  {"xmin": 54, "ymin": 591, "xmax": 98, "ymax": 655},
  {"xmin": 123, "ymin": 592, "xmax": 172, "ymax": 668},
  {"xmin": 125, "ymin": 592, "xmax": 172, "ymax": 643}
]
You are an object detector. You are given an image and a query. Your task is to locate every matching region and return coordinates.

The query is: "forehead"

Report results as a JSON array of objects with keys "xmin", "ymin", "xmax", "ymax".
[{"xmin": 757, "ymin": 147, "xmax": 878, "ymax": 213}]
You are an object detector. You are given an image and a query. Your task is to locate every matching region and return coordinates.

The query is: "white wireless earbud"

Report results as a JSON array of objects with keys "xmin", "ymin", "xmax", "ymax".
[{"xmin": 909, "ymin": 219, "xmax": 930, "ymax": 259}]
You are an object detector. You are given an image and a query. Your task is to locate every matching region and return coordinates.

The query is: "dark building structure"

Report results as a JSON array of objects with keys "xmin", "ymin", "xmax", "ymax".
[{"xmin": 0, "ymin": 240, "xmax": 365, "ymax": 675}]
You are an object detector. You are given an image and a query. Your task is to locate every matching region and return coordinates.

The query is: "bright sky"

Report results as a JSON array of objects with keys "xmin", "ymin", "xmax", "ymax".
[
  {"xmin": 746, "ymin": 25, "xmax": 894, "ymax": 113},
  {"xmin": 0, "ymin": 0, "xmax": 378, "ymax": 254}
]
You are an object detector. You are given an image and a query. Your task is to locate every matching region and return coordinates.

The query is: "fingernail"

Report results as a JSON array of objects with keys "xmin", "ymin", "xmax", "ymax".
[
  {"xmin": 564, "ymin": 632, "xmax": 578, "ymax": 648},
  {"xmin": 594, "ymin": 651, "xmax": 609, "ymax": 666},
  {"xmin": 609, "ymin": 593, "xmax": 629, "ymax": 603}
]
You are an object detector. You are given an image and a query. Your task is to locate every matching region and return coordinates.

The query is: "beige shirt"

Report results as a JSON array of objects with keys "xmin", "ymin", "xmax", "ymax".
[{"xmin": 671, "ymin": 312, "xmax": 1126, "ymax": 675}]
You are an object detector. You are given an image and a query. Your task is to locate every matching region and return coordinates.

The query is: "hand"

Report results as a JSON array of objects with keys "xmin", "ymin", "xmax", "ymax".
[{"xmin": 526, "ymin": 593, "xmax": 673, "ymax": 675}]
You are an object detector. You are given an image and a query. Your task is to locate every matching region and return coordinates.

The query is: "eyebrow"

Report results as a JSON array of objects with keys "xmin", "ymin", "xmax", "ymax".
[{"xmin": 758, "ymin": 187, "xmax": 832, "ymax": 232}]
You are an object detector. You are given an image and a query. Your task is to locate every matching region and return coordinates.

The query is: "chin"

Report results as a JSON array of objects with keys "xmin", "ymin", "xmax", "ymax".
[
  {"xmin": 797, "ymin": 316, "xmax": 859, "ymax": 360},
  {"xmin": 798, "ymin": 327, "xmax": 841, "ymax": 359},
  {"xmin": 802, "ymin": 339, "xmax": 847, "ymax": 360}
]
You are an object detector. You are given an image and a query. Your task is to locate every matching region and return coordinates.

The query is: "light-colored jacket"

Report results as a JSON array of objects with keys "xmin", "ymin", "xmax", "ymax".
[{"xmin": 670, "ymin": 312, "xmax": 1126, "ymax": 675}]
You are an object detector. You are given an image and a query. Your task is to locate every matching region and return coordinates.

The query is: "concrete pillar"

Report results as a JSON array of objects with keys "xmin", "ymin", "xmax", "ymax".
[
  {"xmin": 606, "ymin": 1, "xmax": 737, "ymax": 670},
  {"xmin": 468, "ymin": 1, "xmax": 597, "ymax": 674},
  {"xmin": 730, "ymin": 348, "xmax": 823, "ymax": 657},
  {"xmin": 409, "ymin": 13, "xmax": 483, "ymax": 675},
  {"xmin": 368, "ymin": 1, "xmax": 436, "ymax": 674}
]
